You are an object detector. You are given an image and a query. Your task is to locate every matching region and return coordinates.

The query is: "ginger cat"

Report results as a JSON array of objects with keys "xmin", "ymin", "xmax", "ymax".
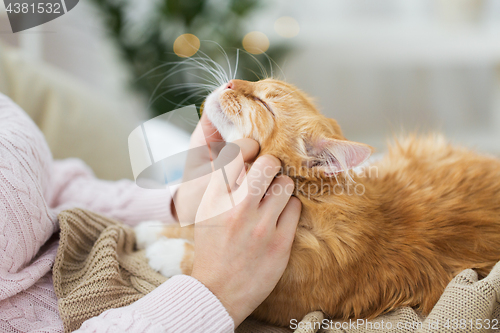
[{"xmin": 136, "ymin": 79, "xmax": 500, "ymax": 327}]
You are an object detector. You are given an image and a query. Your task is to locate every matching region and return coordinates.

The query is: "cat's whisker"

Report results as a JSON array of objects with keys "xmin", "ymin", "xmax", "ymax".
[
  {"xmin": 203, "ymin": 129, "xmax": 223, "ymax": 141},
  {"xmin": 164, "ymin": 80, "xmax": 217, "ymax": 89},
  {"xmin": 198, "ymin": 41, "xmax": 232, "ymax": 83},
  {"xmin": 164, "ymin": 83, "xmax": 215, "ymax": 91},
  {"xmin": 146, "ymin": 55, "xmax": 226, "ymax": 108},
  {"xmin": 262, "ymin": 51, "xmax": 287, "ymax": 81},
  {"xmin": 240, "ymin": 49, "xmax": 269, "ymax": 79},
  {"xmin": 149, "ymin": 82, "xmax": 209, "ymax": 110},
  {"xmin": 191, "ymin": 59, "xmax": 226, "ymax": 86},
  {"xmin": 174, "ymin": 88, "xmax": 212, "ymax": 100},
  {"xmin": 261, "ymin": 51, "xmax": 274, "ymax": 78},
  {"xmin": 174, "ymin": 87, "xmax": 210, "ymax": 99},
  {"xmin": 137, "ymin": 60, "xmax": 187, "ymax": 82},
  {"xmin": 148, "ymin": 46, "xmax": 286, "ymax": 119},
  {"xmin": 211, "ymin": 41, "xmax": 233, "ymax": 82},
  {"xmin": 155, "ymin": 88, "xmax": 208, "ymax": 100},
  {"xmin": 184, "ymin": 73, "xmax": 220, "ymax": 89},
  {"xmin": 151, "ymin": 52, "xmax": 226, "ymax": 89},
  {"xmin": 142, "ymin": 57, "xmax": 214, "ymax": 81},
  {"xmin": 148, "ymin": 62, "xmax": 213, "ymax": 95},
  {"xmin": 188, "ymin": 50, "xmax": 229, "ymax": 86},
  {"xmin": 182, "ymin": 57, "xmax": 226, "ymax": 87},
  {"xmin": 173, "ymin": 88, "xmax": 210, "ymax": 108},
  {"xmin": 246, "ymin": 68, "xmax": 264, "ymax": 81},
  {"xmin": 233, "ymin": 49, "xmax": 240, "ymax": 80},
  {"xmin": 146, "ymin": 64, "xmax": 199, "ymax": 107},
  {"xmin": 220, "ymin": 103, "xmax": 236, "ymax": 125}
]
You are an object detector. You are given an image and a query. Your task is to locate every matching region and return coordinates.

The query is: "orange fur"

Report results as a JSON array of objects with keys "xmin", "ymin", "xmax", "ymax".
[{"xmin": 163, "ymin": 79, "xmax": 500, "ymax": 326}]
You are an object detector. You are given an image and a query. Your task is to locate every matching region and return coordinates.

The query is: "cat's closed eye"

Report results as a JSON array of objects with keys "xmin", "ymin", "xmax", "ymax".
[{"xmin": 253, "ymin": 96, "xmax": 274, "ymax": 116}]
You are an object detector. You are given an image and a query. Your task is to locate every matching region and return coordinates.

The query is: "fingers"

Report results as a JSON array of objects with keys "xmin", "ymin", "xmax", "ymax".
[
  {"xmin": 203, "ymin": 139, "xmax": 258, "ymax": 204},
  {"xmin": 260, "ymin": 176, "xmax": 295, "ymax": 218},
  {"xmin": 245, "ymin": 155, "xmax": 282, "ymax": 205},
  {"xmin": 210, "ymin": 138, "xmax": 260, "ymax": 192},
  {"xmin": 213, "ymin": 143, "xmax": 244, "ymax": 189},
  {"xmin": 199, "ymin": 112, "xmax": 224, "ymax": 145},
  {"xmin": 276, "ymin": 196, "xmax": 302, "ymax": 240},
  {"xmin": 232, "ymin": 138, "xmax": 260, "ymax": 164}
]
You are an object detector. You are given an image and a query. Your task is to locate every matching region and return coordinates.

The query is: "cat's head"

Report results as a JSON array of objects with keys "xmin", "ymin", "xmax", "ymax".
[{"xmin": 204, "ymin": 79, "xmax": 372, "ymax": 179}]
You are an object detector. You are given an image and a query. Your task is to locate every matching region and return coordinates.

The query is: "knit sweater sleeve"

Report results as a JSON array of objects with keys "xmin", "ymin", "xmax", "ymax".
[
  {"xmin": 75, "ymin": 275, "xmax": 235, "ymax": 333},
  {"xmin": 49, "ymin": 158, "xmax": 175, "ymax": 227}
]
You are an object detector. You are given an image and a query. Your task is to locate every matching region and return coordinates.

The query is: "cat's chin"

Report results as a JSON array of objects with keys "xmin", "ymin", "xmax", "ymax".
[{"xmin": 204, "ymin": 89, "xmax": 242, "ymax": 142}]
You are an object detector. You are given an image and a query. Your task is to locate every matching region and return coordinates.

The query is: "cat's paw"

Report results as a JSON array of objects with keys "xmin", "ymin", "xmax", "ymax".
[
  {"xmin": 145, "ymin": 238, "xmax": 192, "ymax": 277},
  {"xmin": 134, "ymin": 220, "xmax": 163, "ymax": 250}
]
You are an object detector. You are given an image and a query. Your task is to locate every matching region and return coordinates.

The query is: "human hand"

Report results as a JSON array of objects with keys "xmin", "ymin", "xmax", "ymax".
[
  {"xmin": 191, "ymin": 149, "xmax": 302, "ymax": 327},
  {"xmin": 171, "ymin": 112, "xmax": 225, "ymax": 222}
]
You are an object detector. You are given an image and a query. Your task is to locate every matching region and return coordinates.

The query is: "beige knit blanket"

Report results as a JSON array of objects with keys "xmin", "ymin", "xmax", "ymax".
[{"xmin": 53, "ymin": 209, "xmax": 500, "ymax": 333}]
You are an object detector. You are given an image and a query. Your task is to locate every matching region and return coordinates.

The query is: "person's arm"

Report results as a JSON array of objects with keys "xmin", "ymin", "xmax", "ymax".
[
  {"xmin": 49, "ymin": 158, "xmax": 175, "ymax": 227},
  {"xmin": 0, "ymin": 94, "xmax": 231, "ymax": 332},
  {"xmin": 76, "ymin": 137, "xmax": 301, "ymax": 331},
  {"xmin": 75, "ymin": 275, "xmax": 234, "ymax": 333}
]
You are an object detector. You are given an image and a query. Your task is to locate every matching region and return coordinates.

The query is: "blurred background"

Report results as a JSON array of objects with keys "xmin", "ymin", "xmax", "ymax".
[{"xmin": 1, "ymin": 0, "xmax": 500, "ymax": 181}]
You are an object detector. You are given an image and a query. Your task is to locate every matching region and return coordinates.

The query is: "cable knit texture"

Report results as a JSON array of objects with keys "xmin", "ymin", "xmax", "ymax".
[
  {"xmin": 0, "ymin": 93, "xmax": 234, "ymax": 333},
  {"xmin": 53, "ymin": 208, "xmax": 229, "ymax": 333}
]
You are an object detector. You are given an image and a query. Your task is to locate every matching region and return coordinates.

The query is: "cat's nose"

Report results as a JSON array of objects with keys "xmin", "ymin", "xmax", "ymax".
[{"xmin": 225, "ymin": 80, "xmax": 235, "ymax": 90}]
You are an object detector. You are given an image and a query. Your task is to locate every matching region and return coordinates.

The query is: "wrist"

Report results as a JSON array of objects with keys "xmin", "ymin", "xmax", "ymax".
[{"xmin": 191, "ymin": 270, "xmax": 249, "ymax": 327}]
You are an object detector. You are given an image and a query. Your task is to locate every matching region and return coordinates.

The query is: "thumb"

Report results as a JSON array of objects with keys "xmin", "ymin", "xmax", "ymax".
[
  {"xmin": 199, "ymin": 112, "xmax": 224, "ymax": 145},
  {"xmin": 208, "ymin": 138, "xmax": 260, "ymax": 193},
  {"xmin": 230, "ymin": 138, "xmax": 260, "ymax": 163}
]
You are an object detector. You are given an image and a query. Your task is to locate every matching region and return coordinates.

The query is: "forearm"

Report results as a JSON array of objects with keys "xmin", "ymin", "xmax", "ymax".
[
  {"xmin": 50, "ymin": 158, "xmax": 175, "ymax": 227},
  {"xmin": 76, "ymin": 275, "xmax": 234, "ymax": 333}
]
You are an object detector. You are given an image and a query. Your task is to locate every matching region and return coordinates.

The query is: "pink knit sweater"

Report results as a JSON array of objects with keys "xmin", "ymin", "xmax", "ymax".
[{"xmin": 0, "ymin": 94, "xmax": 234, "ymax": 333}]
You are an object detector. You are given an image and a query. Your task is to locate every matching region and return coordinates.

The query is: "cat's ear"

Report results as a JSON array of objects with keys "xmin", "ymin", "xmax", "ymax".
[{"xmin": 304, "ymin": 137, "xmax": 373, "ymax": 174}]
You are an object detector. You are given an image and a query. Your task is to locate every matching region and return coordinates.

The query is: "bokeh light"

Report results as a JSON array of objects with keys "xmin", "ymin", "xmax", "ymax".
[
  {"xmin": 242, "ymin": 31, "xmax": 270, "ymax": 55},
  {"xmin": 274, "ymin": 17, "xmax": 300, "ymax": 38},
  {"xmin": 173, "ymin": 34, "xmax": 200, "ymax": 58}
]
